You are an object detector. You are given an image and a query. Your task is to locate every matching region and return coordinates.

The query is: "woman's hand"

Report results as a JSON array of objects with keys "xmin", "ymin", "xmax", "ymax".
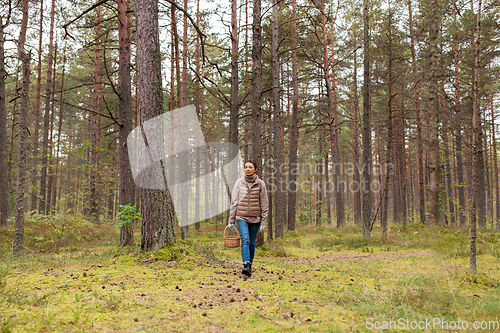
[{"xmin": 259, "ymin": 223, "xmax": 266, "ymax": 232}]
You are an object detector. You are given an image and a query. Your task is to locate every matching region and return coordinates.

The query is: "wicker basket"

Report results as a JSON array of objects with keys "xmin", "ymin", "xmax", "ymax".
[{"xmin": 224, "ymin": 224, "xmax": 240, "ymax": 248}]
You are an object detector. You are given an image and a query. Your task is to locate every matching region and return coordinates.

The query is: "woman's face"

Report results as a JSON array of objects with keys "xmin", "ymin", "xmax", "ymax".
[{"xmin": 244, "ymin": 162, "xmax": 256, "ymax": 175}]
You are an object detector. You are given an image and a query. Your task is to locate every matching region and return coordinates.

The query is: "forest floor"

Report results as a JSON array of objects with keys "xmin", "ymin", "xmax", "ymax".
[{"xmin": 0, "ymin": 215, "xmax": 499, "ymax": 332}]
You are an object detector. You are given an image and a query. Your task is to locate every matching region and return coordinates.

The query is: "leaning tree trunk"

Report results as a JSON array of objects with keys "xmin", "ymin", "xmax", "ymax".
[
  {"xmin": 135, "ymin": 0, "xmax": 176, "ymax": 252},
  {"xmin": 118, "ymin": 0, "xmax": 135, "ymax": 246},
  {"xmin": 13, "ymin": 0, "xmax": 30, "ymax": 255}
]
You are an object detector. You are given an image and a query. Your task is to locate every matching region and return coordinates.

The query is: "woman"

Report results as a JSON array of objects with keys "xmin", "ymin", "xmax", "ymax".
[{"xmin": 228, "ymin": 160, "xmax": 269, "ymax": 276}]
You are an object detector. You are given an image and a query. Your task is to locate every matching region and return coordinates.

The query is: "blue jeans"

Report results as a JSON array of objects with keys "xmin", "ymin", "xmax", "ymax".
[{"xmin": 236, "ymin": 219, "xmax": 261, "ymax": 265}]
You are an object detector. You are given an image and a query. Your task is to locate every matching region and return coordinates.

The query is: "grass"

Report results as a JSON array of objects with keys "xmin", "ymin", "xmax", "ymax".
[{"xmin": 0, "ymin": 216, "xmax": 499, "ymax": 332}]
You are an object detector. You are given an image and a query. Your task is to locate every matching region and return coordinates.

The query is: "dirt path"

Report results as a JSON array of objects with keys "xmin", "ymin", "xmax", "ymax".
[{"xmin": 275, "ymin": 251, "xmax": 434, "ymax": 263}]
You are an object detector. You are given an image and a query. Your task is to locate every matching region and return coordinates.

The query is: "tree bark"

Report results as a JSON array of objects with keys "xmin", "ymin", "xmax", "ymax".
[
  {"xmin": 287, "ymin": 0, "xmax": 298, "ymax": 232},
  {"xmin": 194, "ymin": 0, "xmax": 201, "ymax": 231},
  {"xmin": 382, "ymin": 5, "xmax": 395, "ymax": 240},
  {"xmin": 13, "ymin": 0, "xmax": 30, "ymax": 255},
  {"xmin": 52, "ymin": 48, "xmax": 66, "ymax": 213},
  {"xmin": 118, "ymin": 0, "xmax": 134, "ymax": 246},
  {"xmin": 453, "ymin": 5, "xmax": 466, "ymax": 227},
  {"xmin": 251, "ymin": 0, "xmax": 262, "ymax": 169},
  {"xmin": 39, "ymin": 0, "xmax": 56, "ymax": 215},
  {"xmin": 490, "ymin": 92, "xmax": 500, "ymax": 231},
  {"xmin": 352, "ymin": 51, "xmax": 361, "ymax": 227},
  {"xmin": 89, "ymin": 6, "xmax": 102, "ymax": 223},
  {"xmin": 428, "ymin": 0, "xmax": 440, "ymax": 225},
  {"xmin": 31, "ymin": 0, "xmax": 44, "ymax": 215},
  {"xmin": 470, "ymin": 0, "xmax": 481, "ymax": 274},
  {"xmin": 362, "ymin": 0, "xmax": 371, "ymax": 237},
  {"xmin": 271, "ymin": 0, "xmax": 284, "ymax": 238},
  {"xmin": 321, "ymin": 0, "xmax": 344, "ymax": 227},
  {"xmin": 229, "ymin": 0, "xmax": 239, "ymax": 228},
  {"xmin": 0, "ymin": 18, "xmax": 9, "ymax": 227},
  {"xmin": 135, "ymin": 0, "xmax": 177, "ymax": 252},
  {"xmin": 47, "ymin": 43, "xmax": 57, "ymax": 214},
  {"xmin": 408, "ymin": 0, "xmax": 425, "ymax": 224}
]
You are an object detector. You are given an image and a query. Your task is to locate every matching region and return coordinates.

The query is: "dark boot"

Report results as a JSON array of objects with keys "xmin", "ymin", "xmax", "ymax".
[{"xmin": 242, "ymin": 262, "xmax": 251, "ymax": 276}]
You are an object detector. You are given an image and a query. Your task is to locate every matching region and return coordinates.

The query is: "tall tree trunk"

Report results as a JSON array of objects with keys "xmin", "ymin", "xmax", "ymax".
[
  {"xmin": 31, "ymin": 0, "xmax": 44, "ymax": 215},
  {"xmin": 251, "ymin": 0, "xmax": 262, "ymax": 169},
  {"xmin": 362, "ymin": 0, "xmax": 372, "ymax": 236},
  {"xmin": 229, "ymin": 0, "xmax": 239, "ymax": 227},
  {"xmin": 194, "ymin": 0, "xmax": 201, "ymax": 231},
  {"xmin": 397, "ymin": 101, "xmax": 407, "ymax": 226},
  {"xmin": 0, "ymin": 18, "xmax": 9, "ymax": 227},
  {"xmin": 352, "ymin": 51, "xmax": 361, "ymax": 227},
  {"xmin": 179, "ymin": 0, "xmax": 189, "ymax": 239},
  {"xmin": 408, "ymin": 0, "xmax": 425, "ymax": 224},
  {"xmin": 382, "ymin": 5, "xmax": 395, "ymax": 240},
  {"xmin": 135, "ymin": 0, "xmax": 176, "ymax": 252},
  {"xmin": 428, "ymin": 0, "xmax": 440, "ymax": 225},
  {"xmin": 288, "ymin": 0, "xmax": 298, "ymax": 232},
  {"xmin": 118, "ymin": 0, "xmax": 134, "ymax": 246},
  {"xmin": 271, "ymin": 0, "xmax": 284, "ymax": 238},
  {"xmin": 470, "ymin": 0, "xmax": 481, "ymax": 274},
  {"xmin": 477, "ymin": 119, "xmax": 486, "ymax": 229},
  {"xmin": 90, "ymin": 6, "xmax": 102, "ymax": 223},
  {"xmin": 13, "ymin": 0, "xmax": 30, "ymax": 255},
  {"xmin": 321, "ymin": 0, "xmax": 344, "ymax": 227},
  {"xmin": 316, "ymin": 138, "xmax": 323, "ymax": 226},
  {"xmin": 266, "ymin": 112, "xmax": 273, "ymax": 241},
  {"xmin": 39, "ymin": 0, "xmax": 56, "ymax": 215},
  {"xmin": 441, "ymin": 56, "xmax": 455, "ymax": 225},
  {"xmin": 490, "ymin": 92, "xmax": 500, "ymax": 231},
  {"xmin": 47, "ymin": 43, "xmax": 57, "ymax": 214},
  {"xmin": 453, "ymin": 7, "xmax": 466, "ymax": 227},
  {"xmin": 52, "ymin": 48, "xmax": 66, "ymax": 213}
]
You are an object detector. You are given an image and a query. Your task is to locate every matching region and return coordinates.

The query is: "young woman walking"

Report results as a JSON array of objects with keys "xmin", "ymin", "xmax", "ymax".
[{"xmin": 228, "ymin": 160, "xmax": 269, "ymax": 276}]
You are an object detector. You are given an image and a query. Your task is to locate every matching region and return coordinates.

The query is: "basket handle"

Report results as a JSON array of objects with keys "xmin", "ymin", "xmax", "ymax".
[{"xmin": 224, "ymin": 224, "xmax": 239, "ymax": 238}]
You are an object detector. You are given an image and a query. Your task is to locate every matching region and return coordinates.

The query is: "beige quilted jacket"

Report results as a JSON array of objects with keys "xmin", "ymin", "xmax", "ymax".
[{"xmin": 228, "ymin": 174, "xmax": 269, "ymax": 229}]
